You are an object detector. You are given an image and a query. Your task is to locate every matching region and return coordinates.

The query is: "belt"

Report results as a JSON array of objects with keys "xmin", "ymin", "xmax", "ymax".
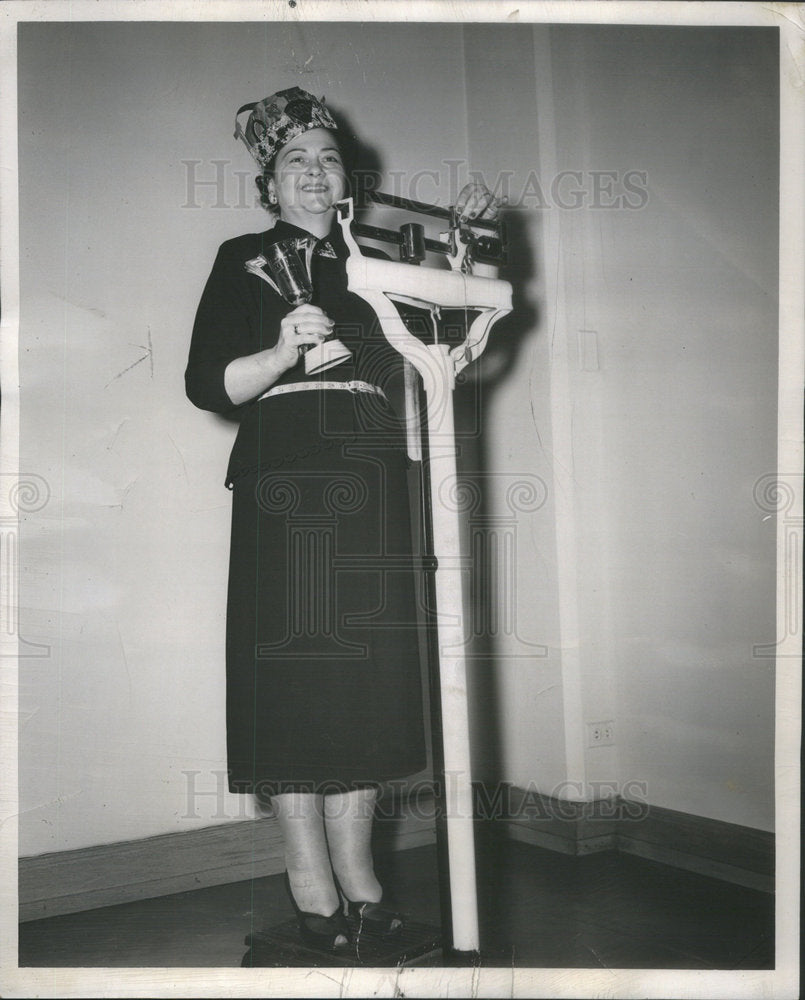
[{"xmin": 259, "ymin": 380, "xmax": 387, "ymax": 401}]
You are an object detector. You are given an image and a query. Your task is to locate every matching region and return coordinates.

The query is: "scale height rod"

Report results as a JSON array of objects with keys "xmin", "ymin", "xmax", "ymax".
[{"xmin": 421, "ymin": 344, "xmax": 479, "ymax": 955}]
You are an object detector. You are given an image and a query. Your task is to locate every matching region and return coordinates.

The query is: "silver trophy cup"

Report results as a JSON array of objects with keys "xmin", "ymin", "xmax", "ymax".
[{"xmin": 261, "ymin": 240, "xmax": 352, "ymax": 375}]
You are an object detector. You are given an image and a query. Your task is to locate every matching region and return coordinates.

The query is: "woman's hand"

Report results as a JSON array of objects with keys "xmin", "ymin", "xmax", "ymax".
[
  {"xmin": 223, "ymin": 304, "xmax": 334, "ymax": 406},
  {"xmin": 455, "ymin": 181, "xmax": 507, "ymax": 279},
  {"xmin": 274, "ymin": 304, "xmax": 335, "ymax": 372},
  {"xmin": 456, "ymin": 181, "xmax": 506, "ymax": 223}
]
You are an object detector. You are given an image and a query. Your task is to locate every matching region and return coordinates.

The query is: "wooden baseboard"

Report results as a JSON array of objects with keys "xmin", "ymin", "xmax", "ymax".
[
  {"xmin": 494, "ymin": 786, "xmax": 774, "ymax": 893},
  {"xmin": 19, "ymin": 801, "xmax": 436, "ymax": 923},
  {"xmin": 19, "ymin": 787, "xmax": 774, "ymax": 922},
  {"xmin": 485, "ymin": 785, "xmax": 619, "ymax": 855},
  {"xmin": 615, "ymin": 800, "xmax": 775, "ymax": 893}
]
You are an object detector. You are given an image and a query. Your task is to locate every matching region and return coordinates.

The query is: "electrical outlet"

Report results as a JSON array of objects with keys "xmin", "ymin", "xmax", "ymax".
[{"xmin": 587, "ymin": 720, "xmax": 615, "ymax": 748}]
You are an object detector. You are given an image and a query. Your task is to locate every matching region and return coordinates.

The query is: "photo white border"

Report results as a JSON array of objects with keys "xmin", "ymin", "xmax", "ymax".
[{"xmin": 1, "ymin": 2, "xmax": 801, "ymax": 997}]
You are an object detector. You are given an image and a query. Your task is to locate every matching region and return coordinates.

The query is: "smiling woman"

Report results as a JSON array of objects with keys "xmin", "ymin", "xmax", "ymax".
[
  {"xmin": 184, "ymin": 85, "xmax": 499, "ymax": 957},
  {"xmin": 267, "ymin": 130, "xmax": 348, "ymax": 230},
  {"xmin": 185, "ymin": 85, "xmax": 500, "ymax": 958},
  {"xmin": 187, "ymin": 90, "xmax": 417, "ymax": 955}
]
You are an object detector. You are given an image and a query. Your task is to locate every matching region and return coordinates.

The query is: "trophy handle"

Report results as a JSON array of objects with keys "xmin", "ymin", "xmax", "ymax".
[{"xmin": 244, "ymin": 255, "xmax": 282, "ymax": 298}]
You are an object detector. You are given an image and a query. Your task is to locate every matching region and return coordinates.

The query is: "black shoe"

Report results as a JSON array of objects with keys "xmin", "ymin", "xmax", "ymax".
[
  {"xmin": 342, "ymin": 896, "xmax": 404, "ymax": 937},
  {"xmin": 284, "ymin": 873, "xmax": 353, "ymax": 954}
]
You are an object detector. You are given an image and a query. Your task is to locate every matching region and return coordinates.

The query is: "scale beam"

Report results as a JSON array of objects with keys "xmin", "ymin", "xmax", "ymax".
[{"xmin": 336, "ymin": 199, "xmax": 512, "ymax": 378}]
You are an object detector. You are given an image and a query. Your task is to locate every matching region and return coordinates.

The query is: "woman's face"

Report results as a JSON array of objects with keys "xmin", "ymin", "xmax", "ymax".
[{"xmin": 269, "ymin": 128, "xmax": 347, "ymax": 225}]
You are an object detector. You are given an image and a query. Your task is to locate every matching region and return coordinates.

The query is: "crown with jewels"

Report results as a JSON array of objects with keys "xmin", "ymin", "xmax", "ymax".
[{"xmin": 234, "ymin": 87, "xmax": 339, "ymax": 169}]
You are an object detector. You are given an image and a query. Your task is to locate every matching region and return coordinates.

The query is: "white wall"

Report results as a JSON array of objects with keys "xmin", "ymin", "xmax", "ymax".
[
  {"xmin": 16, "ymin": 20, "xmax": 777, "ymax": 856},
  {"xmin": 538, "ymin": 25, "xmax": 778, "ymax": 827},
  {"xmin": 460, "ymin": 25, "xmax": 568, "ymax": 791}
]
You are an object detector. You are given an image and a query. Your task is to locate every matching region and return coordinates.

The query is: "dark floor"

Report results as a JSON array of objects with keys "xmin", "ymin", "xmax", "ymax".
[{"xmin": 19, "ymin": 833, "xmax": 774, "ymax": 968}]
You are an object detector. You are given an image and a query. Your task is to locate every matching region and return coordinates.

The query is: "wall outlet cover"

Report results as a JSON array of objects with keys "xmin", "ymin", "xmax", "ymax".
[{"xmin": 587, "ymin": 720, "xmax": 615, "ymax": 748}]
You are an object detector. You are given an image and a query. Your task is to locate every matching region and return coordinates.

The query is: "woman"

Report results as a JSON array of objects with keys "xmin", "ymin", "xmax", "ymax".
[{"xmin": 185, "ymin": 87, "xmax": 499, "ymax": 954}]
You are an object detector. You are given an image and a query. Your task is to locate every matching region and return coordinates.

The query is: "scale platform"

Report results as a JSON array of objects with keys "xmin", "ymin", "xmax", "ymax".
[{"xmin": 241, "ymin": 917, "xmax": 442, "ymax": 968}]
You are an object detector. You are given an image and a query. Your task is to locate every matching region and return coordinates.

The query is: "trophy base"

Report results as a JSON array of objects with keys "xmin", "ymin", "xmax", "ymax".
[{"xmin": 305, "ymin": 339, "xmax": 352, "ymax": 374}]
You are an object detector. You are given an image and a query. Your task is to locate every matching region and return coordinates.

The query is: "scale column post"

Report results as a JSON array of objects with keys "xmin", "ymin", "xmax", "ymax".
[{"xmin": 422, "ymin": 343, "xmax": 479, "ymax": 955}]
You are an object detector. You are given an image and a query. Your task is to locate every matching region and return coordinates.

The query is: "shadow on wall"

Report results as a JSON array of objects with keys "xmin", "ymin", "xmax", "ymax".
[{"xmin": 454, "ymin": 207, "xmax": 540, "ymax": 784}]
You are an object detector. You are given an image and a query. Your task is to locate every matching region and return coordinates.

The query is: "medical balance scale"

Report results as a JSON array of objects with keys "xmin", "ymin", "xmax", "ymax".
[{"xmin": 242, "ymin": 190, "xmax": 512, "ymax": 967}]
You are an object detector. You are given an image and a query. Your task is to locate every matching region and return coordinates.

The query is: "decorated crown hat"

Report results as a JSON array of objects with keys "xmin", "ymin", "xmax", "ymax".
[{"xmin": 234, "ymin": 87, "xmax": 339, "ymax": 169}]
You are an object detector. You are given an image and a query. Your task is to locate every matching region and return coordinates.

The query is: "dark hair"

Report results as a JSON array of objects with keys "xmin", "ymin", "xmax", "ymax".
[
  {"xmin": 254, "ymin": 128, "xmax": 355, "ymax": 215},
  {"xmin": 255, "ymin": 170, "xmax": 277, "ymax": 214}
]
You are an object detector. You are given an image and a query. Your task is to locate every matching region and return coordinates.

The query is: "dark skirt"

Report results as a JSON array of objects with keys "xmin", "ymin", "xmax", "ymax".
[{"xmin": 225, "ymin": 389, "xmax": 427, "ymax": 794}]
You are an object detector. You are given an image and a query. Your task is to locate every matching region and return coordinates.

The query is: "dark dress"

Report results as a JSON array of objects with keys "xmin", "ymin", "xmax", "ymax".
[{"xmin": 186, "ymin": 218, "xmax": 427, "ymax": 794}]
